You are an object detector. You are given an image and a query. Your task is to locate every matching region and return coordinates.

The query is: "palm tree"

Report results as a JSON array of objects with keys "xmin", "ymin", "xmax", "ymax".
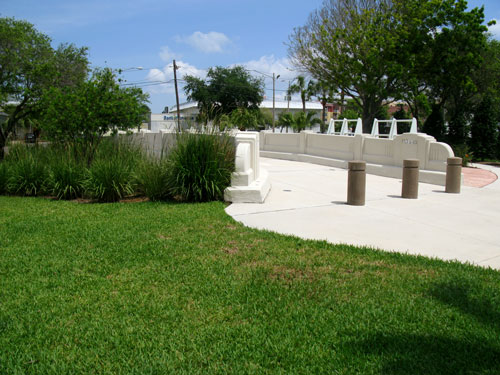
[
  {"xmin": 287, "ymin": 76, "xmax": 317, "ymax": 113},
  {"xmin": 277, "ymin": 112, "xmax": 294, "ymax": 133},
  {"xmin": 292, "ymin": 111, "xmax": 322, "ymax": 132}
]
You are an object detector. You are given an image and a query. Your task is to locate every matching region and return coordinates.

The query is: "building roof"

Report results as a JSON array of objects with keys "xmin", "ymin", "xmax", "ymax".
[
  {"xmin": 170, "ymin": 100, "xmax": 324, "ymax": 113},
  {"xmin": 260, "ymin": 100, "xmax": 323, "ymax": 110}
]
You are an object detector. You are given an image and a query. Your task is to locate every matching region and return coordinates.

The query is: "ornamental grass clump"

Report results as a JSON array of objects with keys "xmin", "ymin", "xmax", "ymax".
[
  {"xmin": 83, "ymin": 139, "xmax": 141, "ymax": 202},
  {"xmin": 6, "ymin": 154, "xmax": 47, "ymax": 196},
  {"xmin": 84, "ymin": 158, "xmax": 134, "ymax": 203},
  {"xmin": 166, "ymin": 131, "xmax": 235, "ymax": 202},
  {"xmin": 135, "ymin": 158, "xmax": 171, "ymax": 201},
  {"xmin": 48, "ymin": 159, "xmax": 86, "ymax": 200},
  {"xmin": 43, "ymin": 143, "xmax": 87, "ymax": 200}
]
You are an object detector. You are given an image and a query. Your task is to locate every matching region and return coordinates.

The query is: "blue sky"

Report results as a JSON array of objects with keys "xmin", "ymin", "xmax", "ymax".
[{"xmin": 2, "ymin": 0, "xmax": 500, "ymax": 112}]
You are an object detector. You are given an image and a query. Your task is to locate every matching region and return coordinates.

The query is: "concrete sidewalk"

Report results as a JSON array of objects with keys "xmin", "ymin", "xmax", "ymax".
[{"xmin": 226, "ymin": 158, "xmax": 500, "ymax": 270}]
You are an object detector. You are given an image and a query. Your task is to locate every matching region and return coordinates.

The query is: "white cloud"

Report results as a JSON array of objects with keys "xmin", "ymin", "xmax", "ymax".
[
  {"xmin": 175, "ymin": 31, "xmax": 231, "ymax": 53},
  {"xmin": 159, "ymin": 46, "xmax": 181, "ymax": 62},
  {"xmin": 239, "ymin": 55, "xmax": 297, "ymax": 81},
  {"xmin": 488, "ymin": 20, "xmax": 500, "ymax": 39},
  {"xmin": 237, "ymin": 55, "xmax": 303, "ymax": 100}
]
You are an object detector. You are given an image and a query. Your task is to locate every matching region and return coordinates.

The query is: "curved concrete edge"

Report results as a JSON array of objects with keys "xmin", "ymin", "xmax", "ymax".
[
  {"xmin": 224, "ymin": 169, "xmax": 271, "ymax": 203},
  {"xmin": 261, "ymin": 150, "xmax": 451, "ymax": 186},
  {"xmin": 226, "ymin": 158, "xmax": 500, "ymax": 270}
]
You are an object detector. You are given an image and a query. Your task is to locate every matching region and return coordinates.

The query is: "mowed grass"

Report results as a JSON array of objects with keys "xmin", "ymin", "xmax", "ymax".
[{"xmin": 0, "ymin": 196, "xmax": 499, "ymax": 374}]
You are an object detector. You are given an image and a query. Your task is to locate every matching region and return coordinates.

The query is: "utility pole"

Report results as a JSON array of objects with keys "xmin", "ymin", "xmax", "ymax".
[
  {"xmin": 272, "ymin": 73, "xmax": 280, "ymax": 133},
  {"xmin": 173, "ymin": 60, "xmax": 181, "ymax": 132},
  {"xmin": 272, "ymin": 73, "xmax": 276, "ymax": 133},
  {"xmin": 287, "ymin": 81, "xmax": 290, "ymax": 112}
]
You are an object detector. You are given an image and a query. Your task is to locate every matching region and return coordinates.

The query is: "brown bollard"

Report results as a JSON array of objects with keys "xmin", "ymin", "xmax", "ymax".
[
  {"xmin": 446, "ymin": 157, "xmax": 462, "ymax": 194},
  {"xmin": 402, "ymin": 159, "xmax": 419, "ymax": 199},
  {"xmin": 347, "ymin": 160, "xmax": 366, "ymax": 206}
]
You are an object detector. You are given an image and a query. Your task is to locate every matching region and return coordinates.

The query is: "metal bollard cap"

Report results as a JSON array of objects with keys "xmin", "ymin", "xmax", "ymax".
[
  {"xmin": 403, "ymin": 159, "xmax": 420, "ymax": 168},
  {"xmin": 447, "ymin": 157, "xmax": 462, "ymax": 165},
  {"xmin": 348, "ymin": 160, "xmax": 366, "ymax": 171}
]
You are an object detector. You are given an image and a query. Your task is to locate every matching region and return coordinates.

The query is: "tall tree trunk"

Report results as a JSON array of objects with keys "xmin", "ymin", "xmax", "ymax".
[
  {"xmin": 0, "ymin": 117, "xmax": 19, "ymax": 160},
  {"xmin": 361, "ymin": 97, "xmax": 381, "ymax": 133}
]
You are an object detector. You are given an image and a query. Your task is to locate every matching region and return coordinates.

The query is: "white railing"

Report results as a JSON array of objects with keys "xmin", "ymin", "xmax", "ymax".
[
  {"xmin": 327, "ymin": 118, "xmax": 363, "ymax": 136},
  {"xmin": 371, "ymin": 118, "xmax": 418, "ymax": 139},
  {"xmin": 328, "ymin": 117, "xmax": 418, "ymax": 139}
]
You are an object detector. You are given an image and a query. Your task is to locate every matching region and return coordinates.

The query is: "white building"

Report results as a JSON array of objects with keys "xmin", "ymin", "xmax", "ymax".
[
  {"xmin": 169, "ymin": 100, "xmax": 324, "ymax": 119},
  {"xmin": 147, "ymin": 100, "xmax": 325, "ymax": 131}
]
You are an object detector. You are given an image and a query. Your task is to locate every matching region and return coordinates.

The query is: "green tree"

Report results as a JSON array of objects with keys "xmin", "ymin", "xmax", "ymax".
[
  {"xmin": 338, "ymin": 99, "xmax": 362, "ymax": 119},
  {"xmin": 183, "ymin": 66, "xmax": 264, "ymax": 124},
  {"xmin": 277, "ymin": 111, "xmax": 321, "ymax": 133},
  {"xmin": 277, "ymin": 112, "xmax": 294, "ymax": 133},
  {"xmin": 39, "ymin": 68, "xmax": 149, "ymax": 162},
  {"xmin": 292, "ymin": 111, "xmax": 322, "ymax": 132},
  {"xmin": 257, "ymin": 108, "xmax": 273, "ymax": 128},
  {"xmin": 287, "ymin": 76, "xmax": 317, "ymax": 114},
  {"xmin": 469, "ymin": 93, "xmax": 498, "ymax": 160},
  {"xmin": 315, "ymin": 80, "xmax": 336, "ymax": 133},
  {"xmin": 392, "ymin": 104, "xmax": 410, "ymax": 120},
  {"xmin": 288, "ymin": 0, "xmax": 488, "ymax": 134},
  {"xmin": 426, "ymin": 1, "xmax": 487, "ymax": 146},
  {"xmin": 0, "ymin": 17, "xmax": 88, "ymax": 159},
  {"xmin": 230, "ymin": 108, "xmax": 259, "ymax": 131},
  {"xmin": 288, "ymin": 0, "xmax": 404, "ymax": 131},
  {"xmin": 422, "ymin": 104, "xmax": 446, "ymax": 141}
]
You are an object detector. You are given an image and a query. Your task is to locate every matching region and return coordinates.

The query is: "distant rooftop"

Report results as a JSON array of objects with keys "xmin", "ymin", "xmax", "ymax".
[{"xmin": 170, "ymin": 100, "xmax": 324, "ymax": 113}]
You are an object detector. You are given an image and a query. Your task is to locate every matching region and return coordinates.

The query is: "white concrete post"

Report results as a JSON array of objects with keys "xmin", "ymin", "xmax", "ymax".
[
  {"xmin": 371, "ymin": 119, "xmax": 379, "ymax": 137},
  {"xmin": 327, "ymin": 118, "xmax": 335, "ymax": 134},
  {"xmin": 354, "ymin": 118, "xmax": 363, "ymax": 135},
  {"xmin": 389, "ymin": 118, "xmax": 398, "ymax": 139},
  {"xmin": 410, "ymin": 118, "xmax": 418, "ymax": 134},
  {"xmin": 340, "ymin": 118, "xmax": 349, "ymax": 135}
]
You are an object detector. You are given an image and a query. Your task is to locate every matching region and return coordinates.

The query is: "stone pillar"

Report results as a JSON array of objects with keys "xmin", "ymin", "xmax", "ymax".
[
  {"xmin": 446, "ymin": 157, "xmax": 462, "ymax": 193},
  {"xmin": 402, "ymin": 159, "xmax": 419, "ymax": 199},
  {"xmin": 347, "ymin": 160, "xmax": 366, "ymax": 206}
]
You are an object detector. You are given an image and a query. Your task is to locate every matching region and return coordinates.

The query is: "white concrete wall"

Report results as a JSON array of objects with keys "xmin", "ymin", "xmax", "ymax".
[
  {"xmin": 260, "ymin": 131, "xmax": 455, "ymax": 185},
  {"xmin": 117, "ymin": 130, "xmax": 269, "ymax": 203}
]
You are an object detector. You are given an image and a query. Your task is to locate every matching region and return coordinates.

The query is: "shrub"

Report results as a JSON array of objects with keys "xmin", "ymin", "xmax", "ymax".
[
  {"xmin": 135, "ymin": 158, "xmax": 171, "ymax": 201},
  {"xmin": 48, "ymin": 160, "xmax": 86, "ymax": 200},
  {"xmin": 7, "ymin": 154, "xmax": 47, "ymax": 196},
  {"xmin": 453, "ymin": 144, "xmax": 473, "ymax": 167},
  {"xmin": 166, "ymin": 132, "xmax": 235, "ymax": 202}
]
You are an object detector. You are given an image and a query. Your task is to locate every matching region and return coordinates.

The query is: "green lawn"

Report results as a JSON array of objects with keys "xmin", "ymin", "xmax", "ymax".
[{"xmin": 0, "ymin": 196, "xmax": 499, "ymax": 374}]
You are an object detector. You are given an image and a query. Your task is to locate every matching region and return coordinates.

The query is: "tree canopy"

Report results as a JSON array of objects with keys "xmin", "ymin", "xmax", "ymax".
[
  {"xmin": 40, "ymin": 68, "xmax": 149, "ymax": 156},
  {"xmin": 287, "ymin": 76, "xmax": 317, "ymax": 113},
  {"xmin": 183, "ymin": 66, "xmax": 264, "ymax": 123},
  {"xmin": 288, "ymin": 0, "xmax": 488, "ymax": 133},
  {"xmin": 0, "ymin": 17, "xmax": 89, "ymax": 158}
]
